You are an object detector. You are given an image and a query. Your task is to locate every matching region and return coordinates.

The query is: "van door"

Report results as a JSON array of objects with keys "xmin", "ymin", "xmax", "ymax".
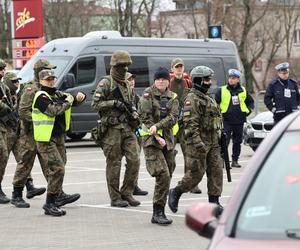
[{"xmin": 60, "ymin": 56, "xmax": 98, "ymax": 134}]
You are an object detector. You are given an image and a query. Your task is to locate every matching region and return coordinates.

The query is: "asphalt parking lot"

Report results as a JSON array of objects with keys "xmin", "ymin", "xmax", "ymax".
[{"xmin": 0, "ymin": 138, "xmax": 254, "ymax": 250}]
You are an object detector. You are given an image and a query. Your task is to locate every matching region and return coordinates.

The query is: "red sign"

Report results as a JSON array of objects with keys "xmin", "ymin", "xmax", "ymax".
[
  {"xmin": 12, "ymin": 37, "xmax": 45, "ymax": 69},
  {"xmin": 12, "ymin": 0, "xmax": 44, "ymax": 39}
]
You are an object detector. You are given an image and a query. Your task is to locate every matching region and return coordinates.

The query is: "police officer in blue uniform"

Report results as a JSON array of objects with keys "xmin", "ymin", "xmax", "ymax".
[
  {"xmin": 264, "ymin": 62, "xmax": 300, "ymax": 124},
  {"xmin": 215, "ymin": 69, "xmax": 254, "ymax": 168}
]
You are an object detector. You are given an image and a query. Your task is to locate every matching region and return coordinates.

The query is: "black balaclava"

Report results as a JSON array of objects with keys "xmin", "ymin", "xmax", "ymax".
[{"xmin": 193, "ymin": 77, "xmax": 211, "ymax": 94}]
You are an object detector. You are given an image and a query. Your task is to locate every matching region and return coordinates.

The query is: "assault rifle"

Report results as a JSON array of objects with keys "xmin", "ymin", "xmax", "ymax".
[
  {"xmin": 220, "ymin": 130, "xmax": 232, "ymax": 182},
  {"xmin": 0, "ymin": 84, "xmax": 18, "ymax": 129}
]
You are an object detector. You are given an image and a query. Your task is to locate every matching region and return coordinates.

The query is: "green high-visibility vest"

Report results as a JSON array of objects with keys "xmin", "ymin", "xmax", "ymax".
[
  {"xmin": 220, "ymin": 85, "xmax": 249, "ymax": 113},
  {"xmin": 32, "ymin": 91, "xmax": 72, "ymax": 142},
  {"xmin": 140, "ymin": 92, "xmax": 179, "ymax": 137}
]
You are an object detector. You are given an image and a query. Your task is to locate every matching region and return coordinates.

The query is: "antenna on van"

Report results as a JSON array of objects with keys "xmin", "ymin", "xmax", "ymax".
[{"xmin": 51, "ymin": 42, "xmax": 57, "ymax": 52}]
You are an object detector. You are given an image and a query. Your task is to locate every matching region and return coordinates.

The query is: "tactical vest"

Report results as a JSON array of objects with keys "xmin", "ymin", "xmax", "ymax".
[
  {"xmin": 220, "ymin": 85, "xmax": 249, "ymax": 113},
  {"xmin": 32, "ymin": 91, "xmax": 71, "ymax": 142},
  {"xmin": 139, "ymin": 92, "xmax": 179, "ymax": 136}
]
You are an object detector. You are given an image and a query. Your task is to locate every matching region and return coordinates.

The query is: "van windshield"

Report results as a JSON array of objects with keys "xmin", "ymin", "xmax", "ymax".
[{"xmin": 18, "ymin": 56, "xmax": 72, "ymax": 84}]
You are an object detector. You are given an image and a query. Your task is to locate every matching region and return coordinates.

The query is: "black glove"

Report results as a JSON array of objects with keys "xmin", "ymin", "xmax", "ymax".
[
  {"xmin": 114, "ymin": 100, "xmax": 126, "ymax": 111},
  {"xmin": 195, "ymin": 142, "xmax": 206, "ymax": 152}
]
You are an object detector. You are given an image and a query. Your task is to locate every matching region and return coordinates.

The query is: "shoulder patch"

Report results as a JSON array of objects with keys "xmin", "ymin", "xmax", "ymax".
[
  {"xmin": 26, "ymin": 87, "xmax": 32, "ymax": 91},
  {"xmin": 143, "ymin": 92, "xmax": 151, "ymax": 98},
  {"xmin": 95, "ymin": 93, "xmax": 101, "ymax": 97},
  {"xmin": 183, "ymin": 109, "xmax": 191, "ymax": 117}
]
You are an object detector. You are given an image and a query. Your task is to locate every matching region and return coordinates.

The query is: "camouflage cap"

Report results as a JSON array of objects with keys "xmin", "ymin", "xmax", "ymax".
[
  {"xmin": 4, "ymin": 72, "xmax": 22, "ymax": 81},
  {"xmin": 0, "ymin": 59, "xmax": 6, "ymax": 68},
  {"xmin": 171, "ymin": 58, "xmax": 184, "ymax": 68},
  {"xmin": 34, "ymin": 59, "xmax": 56, "ymax": 70},
  {"xmin": 126, "ymin": 72, "xmax": 136, "ymax": 80},
  {"xmin": 39, "ymin": 69, "xmax": 57, "ymax": 80}
]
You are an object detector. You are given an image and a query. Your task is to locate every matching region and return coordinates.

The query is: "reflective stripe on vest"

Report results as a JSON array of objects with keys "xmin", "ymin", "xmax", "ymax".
[
  {"xmin": 220, "ymin": 85, "xmax": 249, "ymax": 113},
  {"xmin": 140, "ymin": 92, "xmax": 179, "ymax": 137},
  {"xmin": 32, "ymin": 91, "xmax": 72, "ymax": 142}
]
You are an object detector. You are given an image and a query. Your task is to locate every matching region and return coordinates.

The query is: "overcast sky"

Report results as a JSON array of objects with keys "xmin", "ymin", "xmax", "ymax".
[{"xmin": 159, "ymin": 0, "xmax": 175, "ymax": 10}]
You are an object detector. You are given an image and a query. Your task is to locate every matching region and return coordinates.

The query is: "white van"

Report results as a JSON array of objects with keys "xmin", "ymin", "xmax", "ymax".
[{"xmin": 18, "ymin": 31, "xmax": 243, "ymax": 140}]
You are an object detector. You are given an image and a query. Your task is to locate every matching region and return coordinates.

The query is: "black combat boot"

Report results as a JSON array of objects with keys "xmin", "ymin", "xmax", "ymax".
[
  {"xmin": 11, "ymin": 186, "xmax": 30, "ymax": 208},
  {"xmin": 43, "ymin": 194, "xmax": 66, "ymax": 216},
  {"xmin": 121, "ymin": 195, "xmax": 141, "ymax": 207},
  {"xmin": 208, "ymin": 195, "xmax": 224, "ymax": 216},
  {"xmin": 0, "ymin": 185, "xmax": 10, "ymax": 204},
  {"xmin": 190, "ymin": 185, "xmax": 202, "ymax": 194},
  {"xmin": 151, "ymin": 203, "xmax": 173, "ymax": 225},
  {"xmin": 25, "ymin": 179, "xmax": 46, "ymax": 199},
  {"xmin": 168, "ymin": 187, "xmax": 182, "ymax": 213},
  {"xmin": 111, "ymin": 199, "xmax": 129, "ymax": 207},
  {"xmin": 54, "ymin": 191, "xmax": 80, "ymax": 207},
  {"xmin": 231, "ymin": 160, "xmax": 241, "ymax": 168},
  {"xmin": 133, "ymin": 185, "xmax": 148, "ymax": 196}
]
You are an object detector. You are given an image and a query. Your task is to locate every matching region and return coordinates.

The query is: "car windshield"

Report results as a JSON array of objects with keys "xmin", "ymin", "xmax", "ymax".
[
  {"xmin": 17, "ymin": 56, "xmax": 72, "ymax": 84},
  {"xmin": 236, "ymin": 131, "xmax": 300, "ymax": 239}
]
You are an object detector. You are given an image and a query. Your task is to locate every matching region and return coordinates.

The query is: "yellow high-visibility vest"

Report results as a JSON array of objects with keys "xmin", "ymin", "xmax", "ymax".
[
  {"xmin": 220, "ymin": 85, "xmax": 249, "ymax": 113},
  {"xmin": 32, "ymin": 91, "xmax": 72, "ymax": 142}
]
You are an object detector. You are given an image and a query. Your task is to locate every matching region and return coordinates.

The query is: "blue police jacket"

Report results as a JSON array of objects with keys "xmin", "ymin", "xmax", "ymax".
[{"xmin": 264, "ymin": 77, "xmax": 300, "ymax": 121}]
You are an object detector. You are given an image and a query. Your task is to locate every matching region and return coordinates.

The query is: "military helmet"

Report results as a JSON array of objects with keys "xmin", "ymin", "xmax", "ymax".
[
  {"xmin": 190, "ymin": 66, "xmax": 214, "ymax": 83},
  {"xmin": 110, "ymin": 50, "xmax": 132, "ymax": 66},
  {"xmin": 0, "ymin": 59, "xmax": 6, "ymax": 68}
]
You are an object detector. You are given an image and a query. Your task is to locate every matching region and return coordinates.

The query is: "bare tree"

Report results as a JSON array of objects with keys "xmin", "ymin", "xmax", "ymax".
[{"xmin": 0, "ymin": 0, "xmax": 11, "ymax": 59}]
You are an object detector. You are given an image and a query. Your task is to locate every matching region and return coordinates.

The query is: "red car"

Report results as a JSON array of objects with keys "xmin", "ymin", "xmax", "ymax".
[{"xmin": 186, "ymin": 111, "xmax": 300, "ymax": 249}]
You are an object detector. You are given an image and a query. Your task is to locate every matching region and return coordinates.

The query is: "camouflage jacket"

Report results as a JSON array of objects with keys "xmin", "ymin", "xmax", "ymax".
[
  {"xmin": 0, "ymin": 82, "xmax": 13, "ymax": 131},
  {"xmin": 138, "ymin": 85, "xmax": 179, "ymax": 150},
  {"xmin": 183, "ymin": 88, "xmax": 223, "ymax": 146},
  {"xmin": 91, "ymin": 76, "xmax": 136, "ymax": 131}
]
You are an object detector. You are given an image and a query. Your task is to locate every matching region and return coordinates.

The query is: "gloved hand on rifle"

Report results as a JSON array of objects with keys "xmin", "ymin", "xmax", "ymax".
[
  {"xmin": 195, "ymin": 141, "xmax": 206, "ymax": 152},
  {"xmin": 114, "ymin": 100, "xmax": 127, "ymax": 111}
]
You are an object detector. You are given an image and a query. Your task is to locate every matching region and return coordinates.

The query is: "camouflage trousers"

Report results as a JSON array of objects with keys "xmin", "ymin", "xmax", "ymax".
[
  {"xmin": 143, "ymin": 146, "xmax": 176, "ymax": 207},
  {"xmin": 13, "ymin": 130, "xmax": 49, "ymax": 188},
  {"xmin": 36, "ymin": 135, "xmax": 66, "ymax": 195},
  {"xmin": 0, "ymin": 129, "xmax": 9, "ymax": 184},
  {"xmin": 101, "ymin": 127, "xmax": 140, "ymax": 202},
  {"xmin": 6, "ymin": 127, "xmax": 33, "ymax": 182},
  {"xmin": 177, "ymin": 127, "xmax": 187, "ymax": 172},
  {"xmin": 177, "ymin": 144, "xmax": 223, "ymax": 196}
]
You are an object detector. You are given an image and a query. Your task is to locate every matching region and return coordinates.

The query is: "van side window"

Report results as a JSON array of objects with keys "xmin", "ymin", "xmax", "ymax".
[
  {"xmin": 104, "ymin": 56, "xmax": 149, "ymax": 88},
  {"xmin": 70, "ymin": 57, "xmax": 96, "ymax": 86}
]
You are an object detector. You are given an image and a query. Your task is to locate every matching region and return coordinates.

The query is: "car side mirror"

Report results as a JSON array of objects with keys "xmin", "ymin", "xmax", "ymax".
[
  {"xmin": 185, "ymin": 202, "xmax": 219, "ymax": 239},
  {"xmin": 61, "ymin": 73, "xmax": 76, "ymax": 90}
]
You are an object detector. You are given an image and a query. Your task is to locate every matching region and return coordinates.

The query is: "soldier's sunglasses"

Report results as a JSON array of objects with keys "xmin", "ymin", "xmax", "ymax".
[
  {"xmin": 11, "ymin": 80, "xmax": 19, "ymax": 84},
  {"xmin": 175, "ymin": 64, "xmax": 183, "ymax": 68}
]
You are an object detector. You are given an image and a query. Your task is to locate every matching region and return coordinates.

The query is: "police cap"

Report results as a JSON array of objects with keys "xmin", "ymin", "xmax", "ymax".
[
  {"xmin": 228, "ymin": 69, "xmax": 241, "ymax": 78},
  {"xmin": 275, "ymin": 62, "xmax": 289, "ymax": 72}
]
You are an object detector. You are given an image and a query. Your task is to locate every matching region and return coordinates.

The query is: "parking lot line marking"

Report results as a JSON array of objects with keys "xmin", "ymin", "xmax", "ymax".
[{"xmin": 78, "ymin": 204, "xmax": 186, "ymax": 218}]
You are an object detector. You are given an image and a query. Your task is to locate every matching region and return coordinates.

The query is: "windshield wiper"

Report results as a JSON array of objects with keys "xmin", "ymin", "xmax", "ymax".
[{"xmin": 286, "ymin": 229, "xmax": 300, "ymax": 239}]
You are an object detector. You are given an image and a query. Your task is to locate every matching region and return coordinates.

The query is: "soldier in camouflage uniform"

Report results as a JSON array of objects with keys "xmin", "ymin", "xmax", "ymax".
[
  {"xmin": 126, "ymin": 72, "xmax": 148, "ymax": 196},
  {"xmin": 139, "ymin": 67, "xmax": 179, "ymax": 225},
  {"xmin": 170, "ymin": 58, "xmax": 202, "ymax": 194},
  {"xmin": 12, "ymin": 59, "xmax": 80, "ymax": 208},
  {"xmin": 3, "ymin": 72, "xmax": 46, "ymax": 200},
  {"xmin": 32, "ymin": 69, "xmax": 86, "ymax": 216},
  {"xmin": 168, "ymin": 66, "xmax": 223, "ymax": 214},
  {"xmin": 0, "ymin": 59, "xmax": 11, "ymax": 204},
  {"xmin": 91, "ymin": 50, "xmax": 141, "ymax": 208}
]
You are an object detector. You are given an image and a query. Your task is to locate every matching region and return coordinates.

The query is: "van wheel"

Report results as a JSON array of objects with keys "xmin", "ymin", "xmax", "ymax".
[{"xmin": 67, "ymin": 132, "xmax": 87, "ymax": 141}]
